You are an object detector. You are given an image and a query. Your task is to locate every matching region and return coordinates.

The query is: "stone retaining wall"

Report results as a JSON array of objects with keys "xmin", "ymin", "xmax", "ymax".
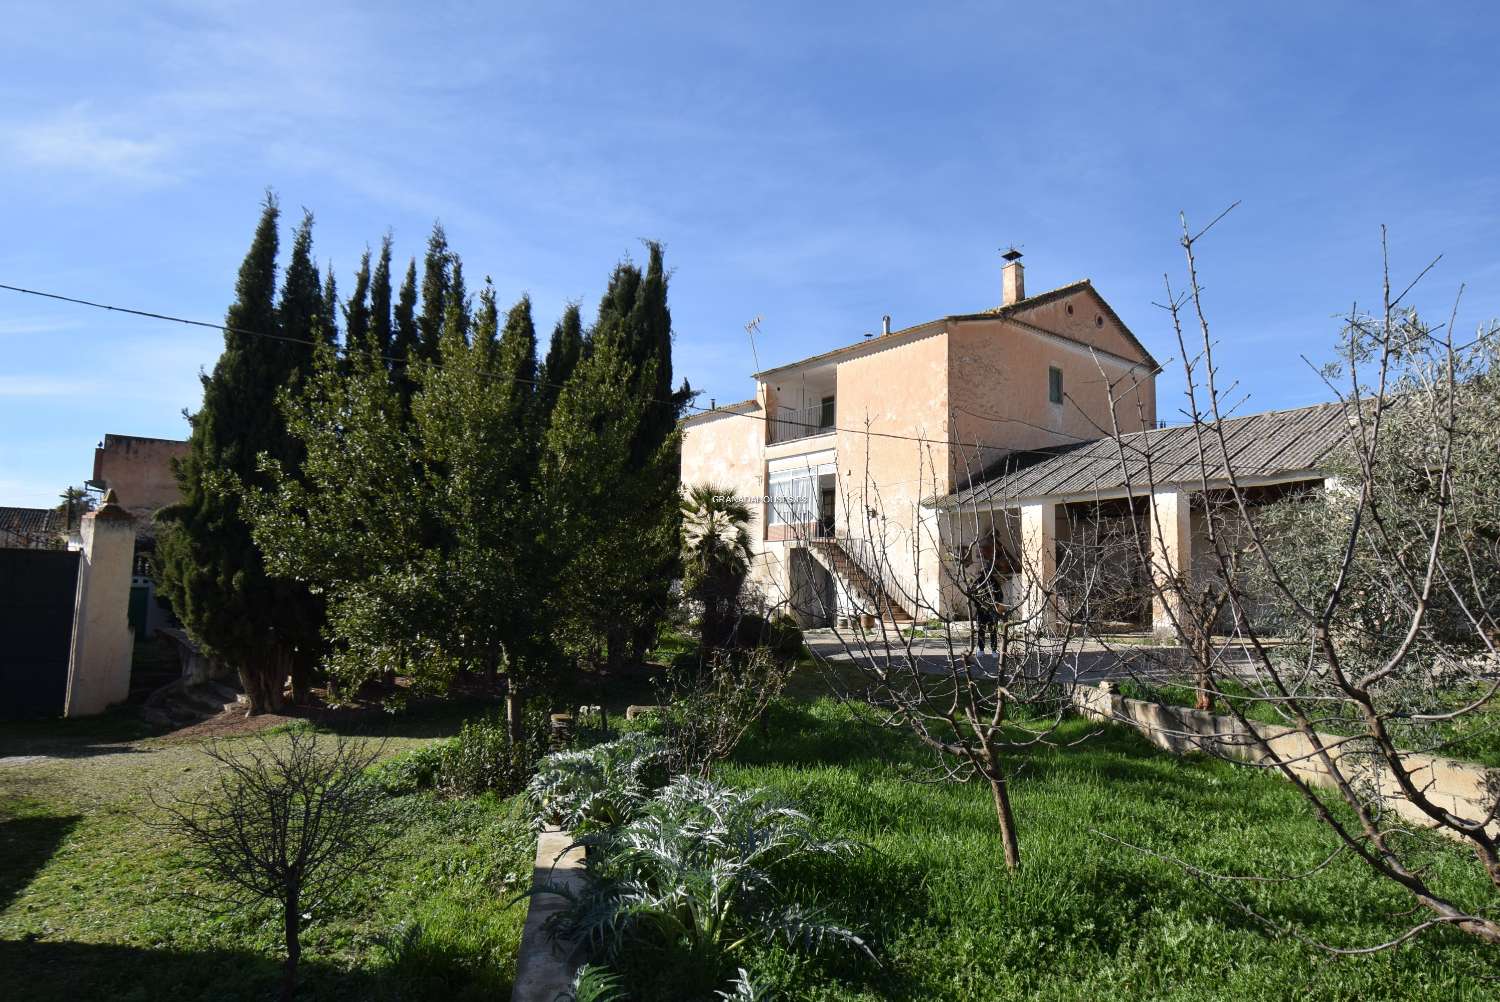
[
  {"xmin": 511, "ymin": 827, "xmax": 586, "ymax": 1002},
  {"xmin": 1072, "ymin": 683, "xmax": 1500, "ymax": 840}
]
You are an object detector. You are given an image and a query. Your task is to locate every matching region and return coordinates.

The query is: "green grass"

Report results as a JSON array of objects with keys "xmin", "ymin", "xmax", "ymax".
[
  {"xmin": 714, "ymin": 698, "xmax": 1500, "ymax": 1001},
  {"xmin": 0, "ymin": 711, "xmax": 535, "ymax": 1001}
]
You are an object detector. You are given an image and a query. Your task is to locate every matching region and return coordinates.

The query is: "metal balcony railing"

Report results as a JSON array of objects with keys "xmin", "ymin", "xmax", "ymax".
[{"xmin": 770, "ymin": 400, "xmax": 836, "ymax": 444}]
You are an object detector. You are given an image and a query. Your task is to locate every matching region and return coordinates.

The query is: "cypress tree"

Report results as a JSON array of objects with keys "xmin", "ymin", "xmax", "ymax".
[
  {"xmin": 393, "ymin": 259, "xmax": 419, "ymax": 363},
  {"xmin": 416, "ymin": 223, "xmax": 451, "ymax": 360},
  {"xmin": 497, "ymin": 294, "xmax": 539, "ymax": 454},
  {"xmin": 544, "ymin": 248, "xmax": 684, "ymax": 676},
  {"xmin": 321, "ymin": 271, "xmax": 338, "ymax": 348},
  {"xmin": 344, "ymin": 249, "xmax": 372, "ymax": 354},
  {"xmin": 473, "ymin": 280, "xmax": 500, "ymax": 359},
  {"xmin": 369, "ymin": 235, "xmax": 393, "ymax": 356},
  {"xmin": 392, "ymin": 258, "xmax": 419, "ymax": 400},
  {"xmin": 539, "ymin": 303, "xmax": 583, "ymax": 420},
  {"xmin": 442, "ymin": 258, "xmax": 470, "ymax": 346},
  {"xmin": 279, "ymin": 213, "xmax": 325, "ymax": 352},
  {"xmin": 155, "ymin": 195, "xmax": 309, "ymax": 714}
]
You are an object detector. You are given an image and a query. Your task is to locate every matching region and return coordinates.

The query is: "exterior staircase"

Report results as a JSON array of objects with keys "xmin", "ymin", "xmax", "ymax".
[{"xmin": 808, "ymin": 538, "xmax": 914, "ymax": 624}]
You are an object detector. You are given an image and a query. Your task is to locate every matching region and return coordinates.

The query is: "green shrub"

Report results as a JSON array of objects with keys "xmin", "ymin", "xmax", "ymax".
[
  {"xmin": 733, "ymin": 613, "xmax": 804, "ymax": 659},
  {"xmin": 370, "ymin": 742, "xmax": 448, "ymax": 796},
  {"xmin": 437, "ymin": 709, "xmax": 547, "ymax": 798}
]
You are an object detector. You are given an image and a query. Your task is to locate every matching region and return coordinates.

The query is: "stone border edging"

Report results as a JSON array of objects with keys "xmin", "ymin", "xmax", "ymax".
[
  {"xmin": 1073, "ymin": 683, "xmax": 1500, "ymax": 840},
  {"xmin": 511, "ymin": 825, "xmax": 586, "ymax": 1002}
]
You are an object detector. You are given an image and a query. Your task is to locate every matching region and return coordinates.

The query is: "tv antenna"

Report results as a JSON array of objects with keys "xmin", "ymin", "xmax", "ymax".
[{"xmin": 744, "ymin": 314, "xmax": 763, "ymax": 372}]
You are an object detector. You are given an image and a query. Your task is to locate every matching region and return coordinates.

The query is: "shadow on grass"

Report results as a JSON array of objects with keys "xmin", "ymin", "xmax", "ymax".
[
  {"xmin": 0, "ymin": 707, "xmax": 155, "ymax": 760},
  {"xmin": 0, "ymin": 937, "xmax": 508, "ymax": 1002},
  {"xmin": 0, "ymin": 812, "xmax": 80, "ymax": 911}
]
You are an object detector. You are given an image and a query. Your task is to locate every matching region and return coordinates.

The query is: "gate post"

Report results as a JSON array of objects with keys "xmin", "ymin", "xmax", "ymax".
[{"xmin": 65, "ymin": 490, "xmax": 137, "ymax": 717}]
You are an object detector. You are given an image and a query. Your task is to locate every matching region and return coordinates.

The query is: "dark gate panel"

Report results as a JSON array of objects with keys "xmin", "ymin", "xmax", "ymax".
[{"xmin": 0, "ymin": 548, "xmax": 81, "ymax": 719}]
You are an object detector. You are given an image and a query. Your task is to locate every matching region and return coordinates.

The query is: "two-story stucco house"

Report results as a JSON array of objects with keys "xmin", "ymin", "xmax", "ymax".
[{"xmin": 681, "ymin": 254, "xmax": 1162, "ymax": 626}]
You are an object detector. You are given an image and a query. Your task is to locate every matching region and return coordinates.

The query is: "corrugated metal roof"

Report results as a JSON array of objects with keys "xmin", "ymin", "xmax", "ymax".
[{"xmin": 936, "ymin": 402, "xmax": 1348, "ymax": 508}]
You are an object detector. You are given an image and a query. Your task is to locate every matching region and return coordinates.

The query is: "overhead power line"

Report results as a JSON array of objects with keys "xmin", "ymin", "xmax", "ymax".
[{"xmin": 0, "ymin": 279, "xmax": 1161, "ymax": 458}]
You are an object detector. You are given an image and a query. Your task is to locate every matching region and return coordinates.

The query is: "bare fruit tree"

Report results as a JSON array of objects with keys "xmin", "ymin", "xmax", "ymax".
[
  {"xmin": 159, "ymin": 728, "xmax": 394, "ymax": 999},
  {"xmin": 1106, "ymin": 211, "xmax": 1500, "ymax": 949},
  {"xmin": 778, "ymin": 432, "xmax": 1124, "ymax": 870}
]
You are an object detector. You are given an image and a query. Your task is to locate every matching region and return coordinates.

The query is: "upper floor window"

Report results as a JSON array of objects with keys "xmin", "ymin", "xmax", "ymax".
[{"xmin": 1048, "ymin": 366, "xmax": 1063, "ymax": 405}]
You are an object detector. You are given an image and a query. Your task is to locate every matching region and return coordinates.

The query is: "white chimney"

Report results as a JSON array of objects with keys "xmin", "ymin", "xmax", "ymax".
[
  {"xmin": 882, "ymin": 314, "xmax": 891, "ymax": 336},
  {"xmin": 1001, "ymin": 249, "xmax": 1025, "ymax": 306}
]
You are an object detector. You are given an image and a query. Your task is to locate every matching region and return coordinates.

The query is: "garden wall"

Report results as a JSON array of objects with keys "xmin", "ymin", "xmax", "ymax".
[{"xmin": 1072, "ymin": 683, "xmax": 1500, "ymax": 840}]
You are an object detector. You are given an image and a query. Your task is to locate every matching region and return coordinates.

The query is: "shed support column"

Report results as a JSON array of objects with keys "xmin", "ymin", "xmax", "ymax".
[
  {"xmin": 64, "ymin": 492, "xmax": 136, "ymax": 717},
  {"xmin": 1019, "ymin": 501, "xmax": 1057, "ymax": 633},
  {"xmin": 1148, "ymin": 489, "xmax": 1192, "ymax": 638}
]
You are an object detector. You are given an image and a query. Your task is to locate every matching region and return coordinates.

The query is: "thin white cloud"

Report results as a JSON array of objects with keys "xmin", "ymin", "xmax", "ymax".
[
  {"xmin": 0, "ymin": 374, "xmax": 101, "ymax": 398},
  {"xmin": 7, "ymin": 104, "xmax": 176, "ymax": 184}
]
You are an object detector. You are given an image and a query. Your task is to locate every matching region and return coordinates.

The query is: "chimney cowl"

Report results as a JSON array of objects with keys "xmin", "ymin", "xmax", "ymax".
[
  {"xmin": 881, "ymin": 314, "xmax": 891, "ymax": 336},
  {"xmin": 1001, "ymin": 249, "xmax": 1025, "ymax": 306}
]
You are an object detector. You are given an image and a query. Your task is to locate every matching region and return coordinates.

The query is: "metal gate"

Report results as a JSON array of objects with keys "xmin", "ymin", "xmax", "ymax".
[{"xmin": 0, "ymin": 548, "xmax": 81, "ymax": 719}]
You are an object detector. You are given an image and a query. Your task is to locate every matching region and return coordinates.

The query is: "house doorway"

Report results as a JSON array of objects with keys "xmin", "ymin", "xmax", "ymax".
[{"xmin": 818, "ymin": 486, "xmax": 835, "ymax": 538}]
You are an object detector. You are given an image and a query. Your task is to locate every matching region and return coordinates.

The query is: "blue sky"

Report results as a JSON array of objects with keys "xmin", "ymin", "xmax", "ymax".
[{"xmin": 2, "ymin": 1, "xmax": 1497, "ymax": 507}]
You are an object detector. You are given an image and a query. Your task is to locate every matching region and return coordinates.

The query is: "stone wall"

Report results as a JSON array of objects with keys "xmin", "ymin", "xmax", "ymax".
[{"xmin": 1072, "ymin": 683, "xmax": 1500, "ymax": 840}]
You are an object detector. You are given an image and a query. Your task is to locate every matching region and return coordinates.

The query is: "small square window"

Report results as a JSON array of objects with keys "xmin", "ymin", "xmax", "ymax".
[{"xmin": 1048, "ymin": 366, "xmax": 1063, "ymax": 405}]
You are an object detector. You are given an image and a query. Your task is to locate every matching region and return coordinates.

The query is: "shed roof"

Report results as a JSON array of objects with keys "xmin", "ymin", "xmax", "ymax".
[{"xmin": 934, "ymin": 401, "xmax": 1349, "ymax": 509}]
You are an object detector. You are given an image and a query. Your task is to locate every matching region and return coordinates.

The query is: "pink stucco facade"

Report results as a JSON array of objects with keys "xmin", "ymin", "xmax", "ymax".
[{"xmin": 679, "ymin": 277, "xmax": 1158, "ymax": 622}]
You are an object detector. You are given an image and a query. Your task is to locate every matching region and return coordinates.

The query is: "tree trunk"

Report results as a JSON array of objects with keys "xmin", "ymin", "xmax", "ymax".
[
  {"xmin": 290, "ymin": 651, "xmax": 312, "ymax": 706},
  {"xmin": 506, "ymin": 680, "xmax": 526, "ymax": 747},
  {"xmin": 989, "ymin": 774, "xmax": 1021, "ymax": 870},
  {"xmin": 281, "ymin": 887, "xmax": 301, "ymax": 1002},
  {"xmin": 238, "ymin": 650, "xmax": 286, "ymax": 716},
  {"xmin": 605, "ymin": 627, "xmax": 625, "ymax": 675}
]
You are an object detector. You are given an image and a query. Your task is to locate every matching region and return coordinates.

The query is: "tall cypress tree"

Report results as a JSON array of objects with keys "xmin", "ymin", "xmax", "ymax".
[
  {"xmin": 155, "ymin": 195, "xmax": 311, "ymax": 714},
  {"xmin": 392, "ymin": 258, "xmax": 420, "ymax": 401},
  {"xmin": 416, "ymin": 223, "xmax": 451, "ymax": 360},
  {"xmin": 393, "ymin": 259, "xmax": 419, "ymax": 363},
  {"xmin": 344, "ymin": 250, "xmax": 372, "ymax": 354},
  {"xmin": 442, "ymin": 258, "xmax": 470, "ymax": 346},
  {"xmin": 320, "ymin": 269, "xmax": 338, "ymax": 345},
  {"xmin": 539, "ymin": 303, "xmax": 583, "ymax": 421},
  {"xmin": 544, "ymin": 248, "xmax": 684, "ymax": 675},
  {"xmin": 369, "ymin": 235, "xmax": 393, "ymax": 356}
]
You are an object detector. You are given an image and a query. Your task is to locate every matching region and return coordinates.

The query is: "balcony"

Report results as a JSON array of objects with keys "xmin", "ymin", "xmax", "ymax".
[{"xmin": 769, "ymin": 398, "xmax": 835, "ymax": 444}]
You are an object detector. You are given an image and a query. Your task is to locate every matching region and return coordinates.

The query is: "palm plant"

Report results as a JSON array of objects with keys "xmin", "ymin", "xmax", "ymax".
[{"xmin": 681, "ymin": 485, "xmax": 754, "ymax": 655}]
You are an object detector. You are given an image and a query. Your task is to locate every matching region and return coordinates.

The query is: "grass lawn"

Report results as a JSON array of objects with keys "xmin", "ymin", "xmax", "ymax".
[
  {"xmin": 0, "ymin": 704, "xmax": 535, "ymax": 1001},
  {"xmin": 717, "ymin": 698, "xmax": 1500, "ymax": 1001}
]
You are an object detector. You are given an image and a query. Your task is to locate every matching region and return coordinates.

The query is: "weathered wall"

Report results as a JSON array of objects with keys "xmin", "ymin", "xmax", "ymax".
[
  {"xmin": 64, "ymin": 501, "xmax": 136, "ymax": 716},
  {"xmin": 947, "ymin": 309, "xmax": 1156, "ymax": 480},
  {"xmin": 834, "ymin": 332, "xmax": 950, "ymax": 618},
  {"xmin": 679, "ymin": 405, "xmax": 785, "ymax": 604},
  {"xmin": 92, "ymin": 434, "xmax": 188, "ymax": 528},
  {"xmin": 1074, "ymin": 683, "xmax": 1500, "ymax": 841}
]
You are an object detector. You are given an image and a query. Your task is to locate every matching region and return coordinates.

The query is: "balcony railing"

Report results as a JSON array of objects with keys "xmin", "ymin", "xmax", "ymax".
[{"xmin": 770, "ymin": 399, "xmax": 836, "ymax": 444}]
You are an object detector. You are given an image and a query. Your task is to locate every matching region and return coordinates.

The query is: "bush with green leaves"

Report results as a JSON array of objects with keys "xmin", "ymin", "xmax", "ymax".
[
  {"xmin": 435, "ymin": 708, "xmax": 548, "ymax": 797},
  {"xmin": 368, "ymin": 742, "xmax": 448, "ymax": 796},
  {"xmin": 732, "ymin": 613, "xmax": 803, "ymax": 660},
  {"xmin": 541, "ymin": 775, "xmax": 871, "ymax": 999},
  {"xmin": 653, "ymin": 647, "xmax": 794, "ymax": 778},
  {"xmin": 526, "ymin": 732, "xmax": 668, "ymax": 834}
]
